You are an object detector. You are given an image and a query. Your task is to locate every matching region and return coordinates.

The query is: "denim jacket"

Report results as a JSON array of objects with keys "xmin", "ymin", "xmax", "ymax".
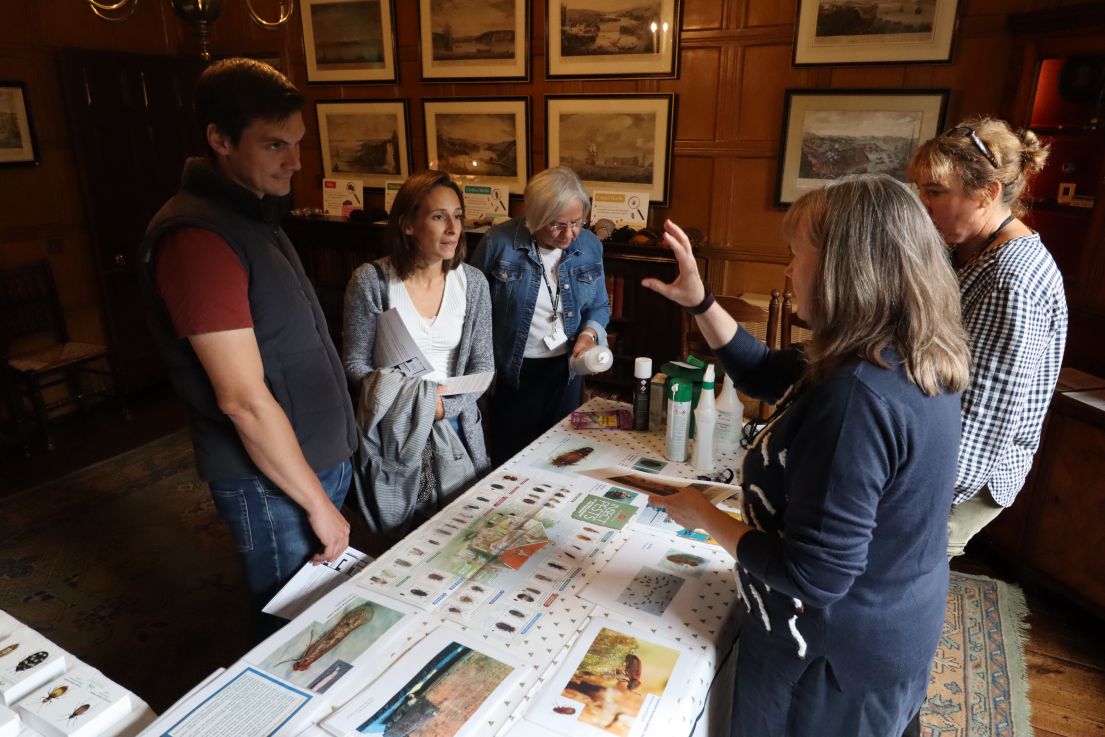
[{"xmin": 472, "ymin": 217, "xmax": 610, "ymax": 388}]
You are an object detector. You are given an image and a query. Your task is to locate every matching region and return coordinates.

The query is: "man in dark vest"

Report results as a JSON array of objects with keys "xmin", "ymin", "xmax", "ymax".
[{"xmin": 138, "ymin": 58, "xmax": 357, "ymax": 638}]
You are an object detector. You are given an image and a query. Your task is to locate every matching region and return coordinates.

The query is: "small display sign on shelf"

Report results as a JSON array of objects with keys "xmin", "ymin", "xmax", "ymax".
[
  {"xmin": 321, "ymin": 179, "xmax": 363, "ymax": 219},
  {"xmin": 591, "ymin": 190, "xmax": 649, "ymax": 230}
]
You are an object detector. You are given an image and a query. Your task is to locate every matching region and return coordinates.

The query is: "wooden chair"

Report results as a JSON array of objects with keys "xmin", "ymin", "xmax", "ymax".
[
  {"xmin": 681, "ymin": 290, "xmax": 781, "ymax": 421},
  {"xmin": 1, "ymin": 260, "xmax": 124, "ymax": 454},
  {"xmin": 781, "ymin": 292, "xmax": 813, "ymax": 348}
]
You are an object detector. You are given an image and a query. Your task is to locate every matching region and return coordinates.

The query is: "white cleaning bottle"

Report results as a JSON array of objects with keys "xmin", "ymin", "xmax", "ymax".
[
  {"xmin": 714, "ymin": 371, "xmax": 742, "ymax": 455},
  {"xmin": 692, "ymin": 364, "xmax": 717, "ymax": 474}
]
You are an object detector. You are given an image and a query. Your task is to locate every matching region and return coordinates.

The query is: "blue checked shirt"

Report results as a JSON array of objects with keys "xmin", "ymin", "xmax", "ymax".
[{"xmin": 954, "ymin": 233, "xmax": 1067, "ymax": 506}]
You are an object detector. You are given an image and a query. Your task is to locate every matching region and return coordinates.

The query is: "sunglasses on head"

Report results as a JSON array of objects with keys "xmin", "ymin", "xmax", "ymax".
[{"xmin": 945, "ymin": 126, "xmax": 998, "ymax": 168}]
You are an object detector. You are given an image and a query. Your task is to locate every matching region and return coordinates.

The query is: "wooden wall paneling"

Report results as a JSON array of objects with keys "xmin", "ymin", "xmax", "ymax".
[
  {"xmin": 675, "ymin": 47, "xmax": 721, "ymax": 141},
  {"xmin": 664, "ymin": 155, "xmax": 714, "ymax": 232},
  {"xmin": 746, "ymin": 0, "xmax": 795, "ymax": 29},
  {"xmin": 683, "ymin": 0, "xmax": 727, "ymax": 31},
  {"xmin": 738, "ymin": 44, "xmax": 810, "ymax": 140}
]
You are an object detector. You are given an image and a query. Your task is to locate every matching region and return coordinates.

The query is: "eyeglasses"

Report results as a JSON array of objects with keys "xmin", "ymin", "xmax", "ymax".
[
  {"xmin": 946, "ymin": 126, "xmax": 998, "ymax": 168},
  {"xmin": 547, "ymin": 218, "xmax": 585, "ymax": 235}
]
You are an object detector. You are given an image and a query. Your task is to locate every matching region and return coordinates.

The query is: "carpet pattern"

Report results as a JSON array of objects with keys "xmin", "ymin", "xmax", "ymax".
[
  {"xmin": 0, "ymin": 429, "xmax": 249, "ymax": 712},
  {"xmin": 0, "ymin": 431, "xmax": 1033, "ymax": 733},
  {"xmin": 922, "ymin": 571, "xmax": 1033, "ymax": 737}
]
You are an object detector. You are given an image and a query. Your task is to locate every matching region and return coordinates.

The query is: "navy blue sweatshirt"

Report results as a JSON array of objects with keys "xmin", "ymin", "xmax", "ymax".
[{"xmin": 717, "ymin": 327, "xmax": 958, "ymax": 689}]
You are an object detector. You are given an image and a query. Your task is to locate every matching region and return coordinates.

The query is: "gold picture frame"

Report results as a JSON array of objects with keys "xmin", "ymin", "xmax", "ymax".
[
  {"xmin": 792, "ymin": 0, "xmax": 960, "ymax": 65},
  {"xmin": 546, "ymin": 0, "xmax": 681, "ymax": 79},
  {"xmin": 317, "ymin": 100, "xmax": 411, "ymax": 189},
  {"xmin": 418, "ymin": 0, "xmax": 529, "ymax": 81},
  {"xmin": 775, "ymin": 89, "xmax": 948, "ymax": 206},
  {"xmin": 546, "ymin": 94, "xmax": 675, "ymax": 205},
  {"xmin": 0, "ymin": 82, "xmax": 39, "ymax": 167},
  {"xmin": 423, "ymin": 97, "xmax": 530, "ymax": 193},
  {"xmin": 301, "ymin": 0, "xmax": 397, "ymax": 83}
]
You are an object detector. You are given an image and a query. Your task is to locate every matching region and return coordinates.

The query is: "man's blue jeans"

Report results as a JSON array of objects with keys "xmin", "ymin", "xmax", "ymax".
[{"xmin": 209, "ymin": 460, "xmax": 352, "ymax": 617}]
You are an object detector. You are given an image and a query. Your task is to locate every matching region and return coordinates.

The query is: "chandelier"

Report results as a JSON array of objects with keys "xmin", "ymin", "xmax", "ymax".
[{"xmin": 88, "ymin": 0, "xmax": 294, "ymax": 60}]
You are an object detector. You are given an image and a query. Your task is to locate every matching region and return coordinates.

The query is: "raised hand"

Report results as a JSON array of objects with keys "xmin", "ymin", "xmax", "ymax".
[{"xmin": 641, "ymin": 219, "xmax": 707, "ymax": 308}]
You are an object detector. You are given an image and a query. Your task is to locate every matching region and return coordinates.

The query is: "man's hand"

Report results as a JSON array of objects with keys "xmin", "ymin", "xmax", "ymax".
[{"xmin": 308, "ymin": 500, "xmax": 351, "ymax": 564}]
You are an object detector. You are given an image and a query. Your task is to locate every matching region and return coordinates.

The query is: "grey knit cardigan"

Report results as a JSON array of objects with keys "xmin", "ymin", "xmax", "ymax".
[{"xmin": 342, "ymin": 259, "xmax": 493, "ymax": 471}]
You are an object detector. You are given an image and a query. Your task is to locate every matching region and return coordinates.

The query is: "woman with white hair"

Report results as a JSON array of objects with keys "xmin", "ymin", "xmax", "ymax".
[{"xmin": 472, "ymin": 166, "xmax": 611, "ymax": 465}]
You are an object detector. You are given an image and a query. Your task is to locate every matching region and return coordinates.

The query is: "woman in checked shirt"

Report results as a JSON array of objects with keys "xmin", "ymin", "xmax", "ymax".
[{"xmin": 909, "ymin": 117, "xmax": 1068, "ymax": 558}]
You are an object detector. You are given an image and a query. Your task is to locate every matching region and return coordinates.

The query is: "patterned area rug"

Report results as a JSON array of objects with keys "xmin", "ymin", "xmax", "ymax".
[
  {"xmin": 0, "ymin": 429, "xmax": 249, "ymax": 713},
  {"xmin": 922, "ymin": 571, "xmax": 1033, "ymax": 737}
]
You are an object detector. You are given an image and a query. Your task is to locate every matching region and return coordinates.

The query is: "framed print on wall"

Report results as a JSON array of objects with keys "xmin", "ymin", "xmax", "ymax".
[
  {"xmin": 0, "ymin": 82, "xmax": 39, "ymax": 167},
  {"xmin": 775, "ymin": 89, "xmax": 948, "ymax": 206},
  {"xmin": 546, "ymin": 94, "xmax": 675, "ymax": 205},
  {"xmin": 301, "ymin": 0, "xmax": 397, "ymax": 83},
  {"xmin": 317, "ymin": 100, "xmax": 410, "ymax": 189},
  {"xmin": 423, "ymin": 97, "xmax": 530, "ymax": 193},
  {"xmin": 547, "ymin": 0, "xmax": 681, "ymax": 79},
  {"xmin": 793, "ymin": 0, "xmax": 960, "ymax": 65},
  {"xmin": 418, "ymin": 0, "xmax": 529, "ymax": 81}
]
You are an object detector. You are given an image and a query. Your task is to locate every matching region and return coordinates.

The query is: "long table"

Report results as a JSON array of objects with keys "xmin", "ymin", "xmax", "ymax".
[{"xmin": 141, "ymin": 398, "xmax": 745, "ymax": 737}]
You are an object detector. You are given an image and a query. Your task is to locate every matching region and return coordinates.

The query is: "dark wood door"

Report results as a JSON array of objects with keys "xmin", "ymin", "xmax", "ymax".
[{"xmin": 60, "ymin": 49, "xmax": 205, "ymax": 392}]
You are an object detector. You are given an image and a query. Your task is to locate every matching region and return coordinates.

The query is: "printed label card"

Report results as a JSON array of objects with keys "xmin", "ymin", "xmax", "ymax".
[{"xmin": 16, "ymin": 663, "xmax": 130, "ymax": 737}]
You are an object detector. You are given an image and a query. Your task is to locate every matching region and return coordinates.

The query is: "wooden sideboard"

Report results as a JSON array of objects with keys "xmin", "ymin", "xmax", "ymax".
[{"xmin": 979, "ymin": 368, "xmax": 1105, "ymax": 619}]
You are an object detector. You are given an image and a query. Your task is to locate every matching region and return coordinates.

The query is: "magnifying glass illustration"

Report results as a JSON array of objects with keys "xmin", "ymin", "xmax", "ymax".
[
  {"xmin": 628, "ymin": 195, "xmax": 644, "ymax": 221},
  {"xmin": 346, "ymin": 182, "xmax": 361, "ymax": 204}
]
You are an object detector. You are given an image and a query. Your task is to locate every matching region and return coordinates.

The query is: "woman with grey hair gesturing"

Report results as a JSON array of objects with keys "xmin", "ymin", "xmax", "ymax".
[{"xmin": 643, "ymin": 174, "xmax": 970, "ymax": 737}]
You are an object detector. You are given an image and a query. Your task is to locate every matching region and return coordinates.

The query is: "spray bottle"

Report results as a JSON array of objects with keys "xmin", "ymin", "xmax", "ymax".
[
  {"xmin": 665, "ymin": 380, "xmax": 692, "ymax": 462},
  {"xmin": 692, "ymin": 364, "xmax": 717, "ymax": 474},
  {"xmin": 714, "ymin": 371, "xmax": 742, "ymax": 455}
]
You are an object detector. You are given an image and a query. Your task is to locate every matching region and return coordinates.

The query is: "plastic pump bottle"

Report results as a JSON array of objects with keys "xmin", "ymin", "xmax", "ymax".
[
  {"xmin": 570, "ymin": 344, "xmax": 613, "ymax": 376},
  {"xmin": 714, "ymin": 371, "xmax": 742, "ymax": 455},
  {"xmin": 692, "ymin": 365, "xmax": 717, "ymax": 474}
]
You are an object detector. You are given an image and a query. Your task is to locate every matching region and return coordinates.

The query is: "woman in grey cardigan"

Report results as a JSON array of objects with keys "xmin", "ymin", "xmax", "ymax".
[{"xmin": 343, "ymin": 170, "xmax": 493, "ymax": 537}]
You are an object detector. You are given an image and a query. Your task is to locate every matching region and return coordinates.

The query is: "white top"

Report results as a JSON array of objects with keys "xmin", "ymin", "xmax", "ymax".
[
  {"xmin": 524, "ymin": 246, "xmax": 568, "ymax": 358},
  {"xmin": 388, "ymin": 266, "xmax": 467, "ymax": 382}
]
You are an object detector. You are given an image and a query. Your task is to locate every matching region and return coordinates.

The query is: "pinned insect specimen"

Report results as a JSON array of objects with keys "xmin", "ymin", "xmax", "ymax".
[
  {"xmin": 577, "ymin": 534, "xmax": 594, "ymax": 542},
  {"xmin": 16, "ymin": 651, "xmax": 48, "ymax": 671},
  {"xmin": 280, "ymin": 604, "xmax": 376, "ymax": 672},
  {"xmin": 447, "ymin": 607, "xmax": 463, "ymax": 614},
  {"xmin": 0, "ymin": 643, "xmax": 18, "ymax": 658},
  {"xmin": 395, "ymin": 559, "xmax": 412, "ymax": 568},
  {"xmin": 458, "ymin": 595, "xmax": 475, "ymax": 604},
  {"xmin": 547, "ymin": 561, "xmax": 567, "ymax": 571},
  {"xmin": 666, "ymin": 553, "xmax": 703, "ymax": 568},
  {"xmin": 41, "ymin": 685, "xmax": 68, "ymax": 703},
  {"xmin": 554, "ymin": 491, "xmax": 567, "ymax": 498},
  {"xmin": 470, "ymin": 584, "xmax": 487, "ymax": 593},
  {"xmin": 410, "ymin": 588, "xmax": 429, "ymax": 598},
  {"xmin": 467, "ymin": 503, "xmax": 482, "ymax": 509},
  {"xmin": 503, "ymin": 474, "xmax": 519, "ymax": 481},
  {"xmin": 508, "ymin": 609, "xmax": 525, "ymax": 618},
  {"xmin": 427, "ymin": 572, "xmax": 445, "ymax": 581},
  {"xmin": 490, "ymin": 484, "xmax": 504, "ymax": 490},
  {"xmin": 516, "ymin": 593, "xmax": 535, "ymax": 603},
  {"xmin": 67, "ymin": 704, "xmax": 91, "ymax": 722},
  {"xmin": 524, "ymin": 587, "xmax": 541, "ymax": 595},
  {"xmin": 495, "ymin": 622, "xmax": 516, "ymax": 633},
  {"xmin": 535, "ymin": 573, "xmax": 554, "ymax": 583},
  {"xmin": 554, "ymin": 706, "xmax": 577, "ymax": 715},
  {"xmin": 427, "ymin": 539, "xmax": 440, "ymax": 546},
  {"xmin": 409, "ymin": 547, "xmax": 426, "ymax": 556},
  {"xmin": 522, "ymin": 499, "xmax": 536, "ymax": 505},
  {"xmin": 563, "ymin": 551, "xmax": 577, "ymax": 560},
  {"xmin": 583, "ymin": 527, "xmax": 600, "ymax": 533},
  {"xmin": 551, "ymin": 446, "xmax": 594, "ymax": 467}
]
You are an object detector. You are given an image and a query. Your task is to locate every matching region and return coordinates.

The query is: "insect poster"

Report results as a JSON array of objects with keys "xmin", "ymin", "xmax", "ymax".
[
  {"xmin": 321, "ymin": 625, "xmax": 522, "ymax": 737},
  {"xmin": 526, "ymin": 618, "xmax": 691, "ymax": 737},
  {"xmin": 578, "ymin": 531, "xmax": 737, "ymax": 636},
  {"xmin": 524, "ymin": 435, "xmax": 668, "ymax": 479},
  {"xmin": 245, "ymin": 589, "xmax": 415, "ymax": 701}
]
